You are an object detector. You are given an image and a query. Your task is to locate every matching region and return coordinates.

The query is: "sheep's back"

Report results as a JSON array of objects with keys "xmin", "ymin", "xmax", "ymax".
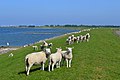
[
  {"xmin": 50, "ymin": 53, "xmax": 62, "ymax": 62},
  {"xmin": 26, "ymin": 52, "xmax": 47, "ymax": 64}
]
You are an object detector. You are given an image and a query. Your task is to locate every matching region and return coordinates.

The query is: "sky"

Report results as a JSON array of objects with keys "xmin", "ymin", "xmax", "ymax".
[{"xmin": 0, "ymin": 0, "xmax": 120, "ymax": 26}]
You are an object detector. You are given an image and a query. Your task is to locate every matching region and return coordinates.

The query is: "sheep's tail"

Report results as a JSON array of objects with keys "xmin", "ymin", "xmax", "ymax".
[{"xmin": 25, "ymin": 57, "xmax": 29, "ymax": 67}]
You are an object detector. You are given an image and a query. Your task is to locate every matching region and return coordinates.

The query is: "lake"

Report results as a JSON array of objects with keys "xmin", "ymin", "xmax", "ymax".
[{"xmin": 0, "ymin": 27, "xmax": 78, "ymax": 46}]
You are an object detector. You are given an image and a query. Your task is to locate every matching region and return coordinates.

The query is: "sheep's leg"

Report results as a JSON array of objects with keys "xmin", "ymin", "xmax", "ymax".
[
  {"xmin": 48, "ymin": 59, "xmax": 51, "ymax": 72},
  {"xmin": 66, "ymin": 59, "xmax": 68, "ymax": 68},
  {"xmin": 58, "ymin": 61, "xmax": 61, "ymax": 68},
  {"xmin": 41, "ymin": 63, "xmax": 45, "ymax": 70},
  {"xmin": 52, "ymin": 63, "xmax": 55, "ymax": 71},
  {"xmin": 69, "ymin": 59, "xmax": 72, "ymax": 67},
  {"xmin": 48, "ymin": 64, "xmax": 51, "ymax": 72},
  {"xmin": 77, "ymin": 41, "xmax": 78, "ymax": 43},
  {"xmin": 56, "ymin": 63, "xmax": 58, "ymax": 68},
  {"xmin": 48, "ymin": 64, "xmax": 50, "ymax": 72},
  {"xmin": 27, "ymin": 64, "xmax": 33, "ymax": 76},
  {"xmin": 26, "ymin": 65, "xmax": 28, "ymax": 72}
]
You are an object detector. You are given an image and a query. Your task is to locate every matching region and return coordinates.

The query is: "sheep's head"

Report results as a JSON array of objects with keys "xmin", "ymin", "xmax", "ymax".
[
  {"xmin": 66, "ymin": 47, "xmax": 73, "ymax": 54},
  {"xmin": 44, "ymin": 48, "xmax": 51, "ymax": 58},
  {"xmin": 56, "ymin": 48, "xmax": 62, "ymax": 52},
  {"xmin": 44, "ymin": 48, "xmax": 51, "ymax": 54}
]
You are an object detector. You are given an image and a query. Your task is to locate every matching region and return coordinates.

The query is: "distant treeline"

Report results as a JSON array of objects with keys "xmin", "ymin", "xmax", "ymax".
[
  {"xmin": 44, "ymin": 25, "xmax": 120, "ymax": 28},
  {"xmin": 1, "ymin": 24, "xmax": 120, "ymax": 28}
]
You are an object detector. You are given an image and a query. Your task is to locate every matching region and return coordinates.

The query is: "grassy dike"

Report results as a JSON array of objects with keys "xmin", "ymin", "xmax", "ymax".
[{"xmin": 0, "ymin": 28, "xmax": 120, "ymax": 80}]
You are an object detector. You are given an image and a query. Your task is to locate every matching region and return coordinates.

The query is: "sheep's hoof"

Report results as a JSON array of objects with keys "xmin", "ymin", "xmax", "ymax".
[{"xmin": 27, "ymin": 74, "xmax": 29, "ymax": 76}]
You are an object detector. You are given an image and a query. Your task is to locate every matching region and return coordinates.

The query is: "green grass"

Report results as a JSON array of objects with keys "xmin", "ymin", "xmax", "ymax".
[{"xmin": 0, "ymin": 28, "xmax": 120, "ymax": 80}]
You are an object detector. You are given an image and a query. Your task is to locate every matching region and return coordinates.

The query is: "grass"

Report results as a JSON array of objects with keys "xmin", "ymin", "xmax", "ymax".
[{"xmin": 0, "ymin": 28, "xmax": 120, "ymax": 80}]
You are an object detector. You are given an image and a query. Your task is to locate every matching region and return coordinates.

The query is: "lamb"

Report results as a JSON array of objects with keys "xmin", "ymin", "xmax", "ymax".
[
  {"xmin": 32, "ymin": 46, "xmax": 38, "ymax": 51},
  {"xmin": 25, "ymin": 48, "xmax": 51, "ymax": 76},
  {"xmin": 62, "ymin": 47, "xmax": 73, "ymax": 68},
  {"xmin": 48, "ymin": 48, "xmax": 62, "ymax": 72}
]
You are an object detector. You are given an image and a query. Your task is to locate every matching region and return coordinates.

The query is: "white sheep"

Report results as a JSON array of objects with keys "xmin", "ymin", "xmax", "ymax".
[
  {"xmin": 32, "ymin": 46, "xmax": 38, "ymax": 51},
  {"xmin": 25, "ymin": 48, "xmax": 51, "ymax": 76},
  {"xmin": 9, "ymin": 53, "xmax": 13, "ymax": 57},
  {"xmin": 48, "ymin": 48, "xmax": 62, "ymax": 72},
  {"xmin": 62, "ymin": 47, "xmax": 73, "ymax": 68}
]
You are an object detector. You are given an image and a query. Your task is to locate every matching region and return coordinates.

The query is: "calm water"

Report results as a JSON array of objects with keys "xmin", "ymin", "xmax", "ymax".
[{"xmin": 0, "ymin": 27, "xmax": 78, "ymax": 46}]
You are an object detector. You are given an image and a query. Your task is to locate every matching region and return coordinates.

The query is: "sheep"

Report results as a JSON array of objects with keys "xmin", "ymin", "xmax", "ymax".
[
  {"xmin": 25, "ymin": 48, "xmax": 51, "ymax": 76},
  {"xmin": 79, "ymin": 35, "xmax": 83, "ymax": 42},
  {"xmin": 81, "ymin": 35, "xmax": 86, "ymax": 42},
  {"xmin": 66, "ymin": 35, "xmax": 77, "ymax": 45},
  {"xmin": 85, "ymin": 33, "xmax": 90, "ymax": 42},
  {"xmin": 48, "ymin": 48, "xmax": 62, "ymax": 72},
  {"xmin": 9, "ymin": 53, "xmax": 13, "ymax": 57},
  {"xmin": 71, "ymin": 35, "xmax": 75, "ymax": 43},
  {"xmin": 62, "ymin": 47, "xmax": 73, "ymax": 68},
  {"xmin": 76, "ymin": 36, "xmax": 80, "ymax": 43},
  {"xmin": 66, "ymin": 36, "xmax": 72, "ymax": 45},
  {"xmin": 32, "ymin": 46, "xmax": 38, "ymax": 51}
]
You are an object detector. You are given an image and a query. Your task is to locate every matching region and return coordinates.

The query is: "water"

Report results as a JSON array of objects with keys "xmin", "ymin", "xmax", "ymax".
[{"xmin": 0, "ymin": 27, "xmax": 78, "ymax": 46}]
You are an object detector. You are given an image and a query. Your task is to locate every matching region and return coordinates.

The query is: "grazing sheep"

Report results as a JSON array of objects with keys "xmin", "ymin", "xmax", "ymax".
[
  {"xmin": 48, "ymin": 48, "xmax": 62, "ymax": 72},
  {"xmin": 9, "ymin": 53, "xmax": 13, "ymax": 57},
  {"xmin": 85, "ymin": 33, "xmax": 90, "ymax": 42},
  {"xmin": 66, "ymin": 35, "xmax": 77, "ymax": 45},
  {"xmin": 62, "ymin": 47, "xmax": 73, "ymax": 68},
  {"xmin": 25, "ymin": 48, "xmax": 51, "ymax": 76},
  {"xmin": 32, "ymin": 46, "xmax": 38, "ymax": 51}
]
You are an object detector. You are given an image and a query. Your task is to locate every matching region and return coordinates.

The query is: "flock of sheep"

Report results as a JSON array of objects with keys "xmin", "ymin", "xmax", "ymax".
[
  {"xmin": 25, "ymin": 29, "xmax": 91, "ymax": 76},
  {"xmin": 66, "ymin": 33, "xmax": 90, "ymax": 45}
]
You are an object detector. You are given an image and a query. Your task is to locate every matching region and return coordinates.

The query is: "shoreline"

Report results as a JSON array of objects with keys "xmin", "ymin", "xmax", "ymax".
[
  {"xmin": 0, "ymin": 28, "xmax": 93, "ymax": 55},
  {"xmin": 0, "ymin": 47, "xmax": 19, "ymax": 55}
]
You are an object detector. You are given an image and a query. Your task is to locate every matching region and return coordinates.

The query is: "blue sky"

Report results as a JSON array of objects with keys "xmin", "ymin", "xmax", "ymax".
[{"xmin": 0, "ymin": 0, "xmax": 120, "ymax": 26}]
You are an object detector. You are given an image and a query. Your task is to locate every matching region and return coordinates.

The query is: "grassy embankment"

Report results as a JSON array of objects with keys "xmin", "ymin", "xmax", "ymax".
[{"xmin": 0, "ymin": 28, "xmax": 120, "ymax": 80}]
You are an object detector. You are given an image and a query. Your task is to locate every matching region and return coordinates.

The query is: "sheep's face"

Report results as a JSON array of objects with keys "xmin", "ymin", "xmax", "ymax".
[
  {"xmin": 45, "ymin": 48, "xmax": 51, "ymax": 54},
  {"xmin": 67, "ymin": 48, "xmax": 73, "ymax": 53}
]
